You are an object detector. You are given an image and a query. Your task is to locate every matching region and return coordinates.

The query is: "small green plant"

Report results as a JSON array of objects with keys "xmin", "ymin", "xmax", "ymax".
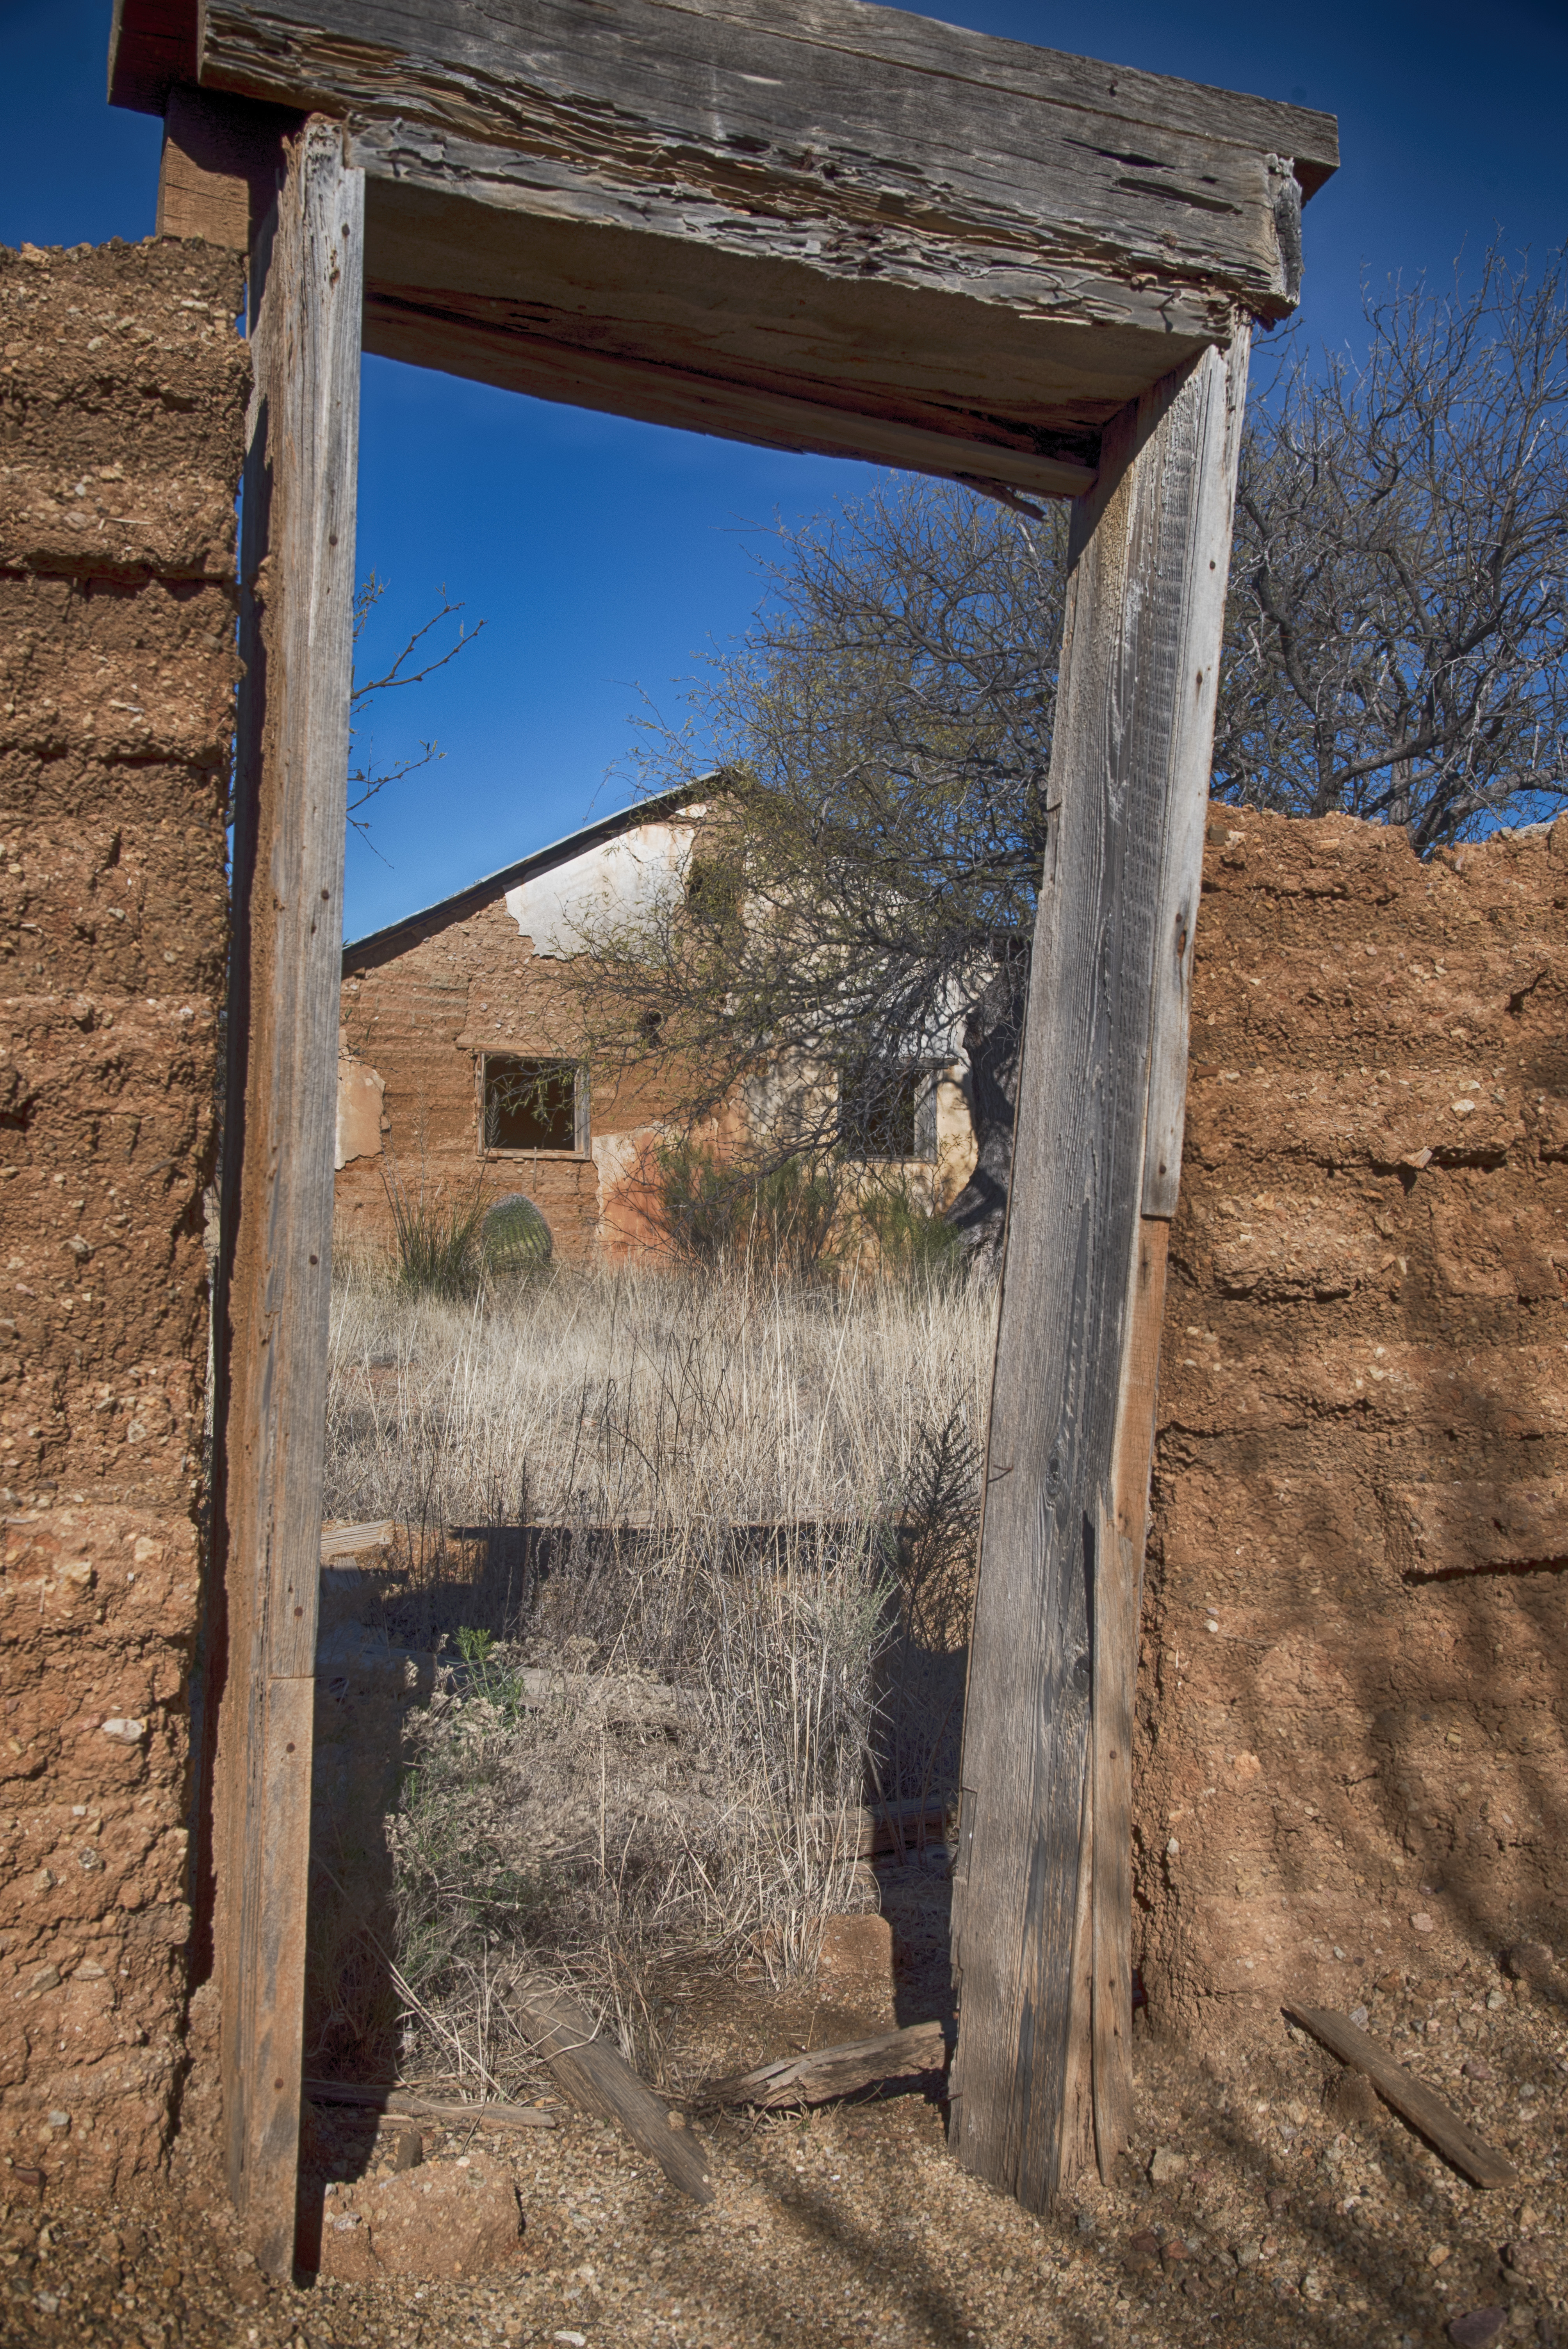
[
  {"xmin": 451, "ymin": 1624, "xmax": 532, "ymax": 1727},
  {"xmin": 383, "ymin": 1164, "xmax": 487, "ymax": 1299},
  {"xmin": 482, "ymin": 1192, "xmax": 553, "ymax": 1279},
  {"xmin": 857, "ymin": 1179, "xmax": 966, "ymax": 1287},
  {"xmin": 652, "ymin": 1138, "xmax": 840, "ymax": 1277}
]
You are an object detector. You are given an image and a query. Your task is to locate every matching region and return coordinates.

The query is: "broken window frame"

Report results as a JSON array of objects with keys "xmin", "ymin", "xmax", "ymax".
[
  {"xmin": 478, "ymin": 1051, "xmax": 589, "ymax": 1157},
  {"xmin": 836, "ymin": 1058, "xmax": 942, "ymax": 1165}
]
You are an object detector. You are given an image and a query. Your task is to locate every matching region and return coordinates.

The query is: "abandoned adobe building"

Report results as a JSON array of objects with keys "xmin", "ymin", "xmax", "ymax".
[{"xmin": 334, "ymin": 786, "xmax": 980, "ymax": 1262}]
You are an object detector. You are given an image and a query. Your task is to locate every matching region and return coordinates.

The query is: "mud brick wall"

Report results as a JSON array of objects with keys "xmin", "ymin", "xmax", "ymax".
[
  {"xmin": 338, "ymin": 902, "xmax": 702, "ymax": 1265},
  {"xmin": 1139, "ymin": 807, "xmax": 1568, "ymax": 2038},
  {"xmin": 0, "ymin": 236, "xmax": 246, "ymax": 2194}
]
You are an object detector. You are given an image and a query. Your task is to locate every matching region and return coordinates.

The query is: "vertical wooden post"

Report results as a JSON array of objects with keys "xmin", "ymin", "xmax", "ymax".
[
  {"xmin": 211, "ymin": 117, "xmax": 362, "ymax": 2275},
  {"xmin": 949, "ymin": 332, "xmax": 1248, "ymax": 2209}
]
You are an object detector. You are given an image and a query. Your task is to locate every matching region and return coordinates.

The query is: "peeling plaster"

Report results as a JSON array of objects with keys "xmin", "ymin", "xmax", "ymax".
[
  {"xmin": 504, "ymin": 821, "xmax": 697, "ymax": 959},
  {"xmin": 336, "ymin": 1055, "xmax": 385, "ymax": 1169}
]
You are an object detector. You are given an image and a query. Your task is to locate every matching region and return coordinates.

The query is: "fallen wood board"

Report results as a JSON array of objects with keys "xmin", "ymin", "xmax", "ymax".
[
  {"xmin": 505, "ymin": 1985, "xmax": 713, "ymax": 2204},
  {"xmin": 319, "ymin": 1519, "xmax": 396, "ymax": 1560},
  {"xmin": 304, "ymin": 2079, "xmax": 554, "ymax": 2130},
  {"xmin": 700, "ymin": 2020, "xmax": 950, "ymax": 2111},
  {"xmin": 1283, "ymin": 2004, "xmax": 1517, "ymax": 2189}
]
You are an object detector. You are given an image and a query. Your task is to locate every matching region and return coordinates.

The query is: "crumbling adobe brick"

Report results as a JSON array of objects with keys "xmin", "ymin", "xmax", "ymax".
[
  {"xmin": 0, "ymin": 233, "xmax": 246, "ymax": 2196},
  {"xmin": 1139, "ymin": 807, "xmax": 1568, "ymax": 2036}
]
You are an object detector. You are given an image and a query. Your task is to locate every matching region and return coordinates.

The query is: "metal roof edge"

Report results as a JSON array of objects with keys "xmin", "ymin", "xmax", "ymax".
[{"xmin": 339, "ymin": 779, "xmax": 716, "ymax": 968}]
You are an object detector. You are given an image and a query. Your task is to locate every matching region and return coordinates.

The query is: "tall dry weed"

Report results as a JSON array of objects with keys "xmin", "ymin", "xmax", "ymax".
[{"xmin": 316, "ymin": 1258, "xmax": 993, "ymax": 2088}]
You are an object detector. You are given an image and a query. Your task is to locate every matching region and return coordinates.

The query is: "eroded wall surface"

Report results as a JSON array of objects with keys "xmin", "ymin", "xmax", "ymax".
[
  {"xmin": 0, "ymin": 237, "xmax": 245, "ymax": 2193},
  {"xmin": 337, "ymin": 896, "xmax": 650, "ymax": 1263},
  {"xmin": 1139, "ymin": 808, "xmax": 1568, "ymax": 2034}
]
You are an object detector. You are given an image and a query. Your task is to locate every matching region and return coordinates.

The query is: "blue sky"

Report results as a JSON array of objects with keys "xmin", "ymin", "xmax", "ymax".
[{"xmin": 4, "ymin": 0, "xmax": 1566, "ymax": 937}]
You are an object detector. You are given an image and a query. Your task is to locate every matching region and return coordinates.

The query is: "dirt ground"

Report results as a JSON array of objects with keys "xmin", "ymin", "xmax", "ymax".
[{"xmin": 2, "ymin": 1849, "xmax": 1563, "ymax": 2349}]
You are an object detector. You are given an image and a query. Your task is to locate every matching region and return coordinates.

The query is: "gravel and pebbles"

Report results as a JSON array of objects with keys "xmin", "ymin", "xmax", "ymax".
[{"xmin": 2, "ymin": 1921, "xmax": 1562, "ymax": 2348}]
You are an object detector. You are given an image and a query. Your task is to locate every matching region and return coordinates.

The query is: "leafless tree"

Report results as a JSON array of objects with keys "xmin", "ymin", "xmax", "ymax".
[
  {"xmin": 555, "ymin": 479, "xmax": 1066, "ymax": 1267},
  {"xmin": 348, "ymin": 572, "xmax": 485, "ymax": 845},
  {"xmin": 1216, "ymin": 242, "xmax": 1568, "ymax": 849},
  {"xmin": 556, "ymin": 246, "xmax": 1568, "ymax": 1264}
]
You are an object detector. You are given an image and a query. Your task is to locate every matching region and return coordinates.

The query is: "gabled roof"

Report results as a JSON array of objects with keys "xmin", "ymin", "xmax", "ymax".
[{"xmin": 340, "ymin": 782, "xmax": 705, "ymax": 971}]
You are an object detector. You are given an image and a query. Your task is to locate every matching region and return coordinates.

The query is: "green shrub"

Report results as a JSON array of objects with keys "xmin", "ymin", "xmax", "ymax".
[
  {"xmin": 384, "ymin": 1169, "xmax": 487, "ymax": 1299},
  {"xmin": 482, "ymin": 1192, "xmax": 553, "ymax": 1279},
  {"xmin": 652, "ymin": 1138, "xmax": 841, "ymax": 1278},
  {"xmin": 858, "ymin": 1178, "xmax": 966, "ymax": 1286}
]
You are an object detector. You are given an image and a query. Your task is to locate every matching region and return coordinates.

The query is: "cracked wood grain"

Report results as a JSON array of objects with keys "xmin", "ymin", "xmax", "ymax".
[
  {"xmin": 950, "ymin": 337, "xmax": 1248, "ymax": 2211},
  {"xmin": 171, "ymin": 0, "xmax": 1333, "ymax": 489},
  {"xmin": 214, "ymin": 114, "xmax": 362, "ymax": 2279}
]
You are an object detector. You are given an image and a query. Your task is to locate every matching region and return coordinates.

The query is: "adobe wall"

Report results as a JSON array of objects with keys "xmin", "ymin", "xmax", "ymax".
[
  {"xmin": 0, "ymin": 237, "xmax": 246, "ymax": 2194},
  {"xmin": 337, "ymin": 898, "xmax": 691, "ymax": 1264},
  {"xmin": 337, "ymin": 889, "xmax": 979, "ymax": 1267},
  {"xmin": 1139, "ymin": 807, "xmax": 1568, "ymax": 2036}
]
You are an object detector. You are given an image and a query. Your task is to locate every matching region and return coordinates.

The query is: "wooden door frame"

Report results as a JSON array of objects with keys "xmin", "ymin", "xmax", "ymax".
[{"xmin": 113, "ymin": 0, "xmax": 1335, "ymax": 2273}]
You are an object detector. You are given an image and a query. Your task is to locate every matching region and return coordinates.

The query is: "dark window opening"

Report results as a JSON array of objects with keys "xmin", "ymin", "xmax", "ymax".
[
  {"xmin": 483, "ymin": 1055, "xmax": 582, "ymax": 1152},
  {"xmin": 685, "ymin": 854, "xmax": 742, "ymax": 927},
  {"xmin": 839, "ymin": 1061, "xmax": 936, "ymax": 1162}
]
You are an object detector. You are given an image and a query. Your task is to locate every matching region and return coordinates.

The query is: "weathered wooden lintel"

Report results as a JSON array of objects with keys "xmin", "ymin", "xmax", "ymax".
[{"xmin": 115, "ymin": 0, "xmax": 1333, "ymax": 499}]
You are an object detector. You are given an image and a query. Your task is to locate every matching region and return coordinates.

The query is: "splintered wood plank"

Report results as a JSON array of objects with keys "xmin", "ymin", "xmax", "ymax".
[
  {"xmin": 701, "ymin": 2021, "xmax": 950, "ymax": 2111},
  {"xmin": 196, "ymin": 0, "xmax": 1321, "ymax": 312},
  {"xmin": 507, "ymin": 1986, "xmax": 714, "ymax": 2204},
  {"xmin": 304, "ymin": 2081, "xmax": 556, "ymax": 2130},
  {"xmin": 118, "ymin": 0, "xmax": 1337, "ymax": 196},
  {"xmin": 1285, "ymin": 2006, "xmax": 1517, "ymax": 2189},
  {"xmin": 319, "ymin": 1519, "xmax": 395, "ymax": 1561},
  {"xmin": 950, "ymin": 337, "xmax": 1249, "ymax": 2212},
  {"xmin": 212, "ymin": 114, "xmax": 362, "ymax": 2278},
  {"xmin": 158, "ymin": 0, "xmax": 1332, "ymax": 488}
]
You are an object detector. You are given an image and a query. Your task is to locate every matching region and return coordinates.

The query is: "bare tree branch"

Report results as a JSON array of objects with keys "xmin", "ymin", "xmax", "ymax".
[
  {"xmin": 1216, "ymin": 242, "xmax": 1568, "ymax": 848},
  {"xmin": 347, "ymin": 572, "xmax": 487, "ymax": 843},
  {"xmin": 541, "ymin": 246, "xmax": 1568, "ymax": 1259},
  {"xmin": 550, "ymin": 479, "xmax": 1064, "ymax": 1264}
]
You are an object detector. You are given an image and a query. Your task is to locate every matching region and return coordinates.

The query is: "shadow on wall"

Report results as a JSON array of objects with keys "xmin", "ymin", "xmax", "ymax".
[{"xmin": 1135, "ymin": 807, "xmax": 1568, "ymax": 2039}]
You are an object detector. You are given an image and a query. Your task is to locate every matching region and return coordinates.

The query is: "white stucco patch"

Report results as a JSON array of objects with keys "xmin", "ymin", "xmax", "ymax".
[
  {"xmin": 336, "ymin": 1056, "xmax": 385, "ymax": 1169},
  {"xmin": 505, "ymin": 822, "xmax": 696, "ymax": 959}
]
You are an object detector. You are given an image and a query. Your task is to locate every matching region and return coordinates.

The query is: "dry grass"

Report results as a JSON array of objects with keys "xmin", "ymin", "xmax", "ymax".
[
  {"xmin": 324, "ymin": 1254, "xmax": 992, "ymax": 1536},
  {"xmin": 313, "ymin": 1260, "xmax": 994, "ymax": 2094}
]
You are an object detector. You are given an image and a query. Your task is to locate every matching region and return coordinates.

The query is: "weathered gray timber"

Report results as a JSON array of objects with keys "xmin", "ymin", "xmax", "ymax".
[
  {"xmin": 949, "ymin": 338, "xmax": 1249, "ymax": 2208},
  {"xmin": 304, "ymin": 2079, "xmax": 556, "ymax": 2131},
  {"xmin": 1284, "ymin": 2006, "xmax": 1517, "ymax": 2189},
  {"xmin": 700, "ymin": 2021, "xmax": 950, "ymax": 2111},
  {"xmin": 112, "ymin": 0, "xmax": 1332, "ymax": 494},
  {"xmin": 506, "ymin": 1985, "xmax": 714, "ymax": 2203},
  {"xmin": 109, "ymin": 0, "xmax": 1335, "ymax": 2237},
  {"xmin": 213, "ymin": 116, "xmax": 362, "ymax": 2275}
]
